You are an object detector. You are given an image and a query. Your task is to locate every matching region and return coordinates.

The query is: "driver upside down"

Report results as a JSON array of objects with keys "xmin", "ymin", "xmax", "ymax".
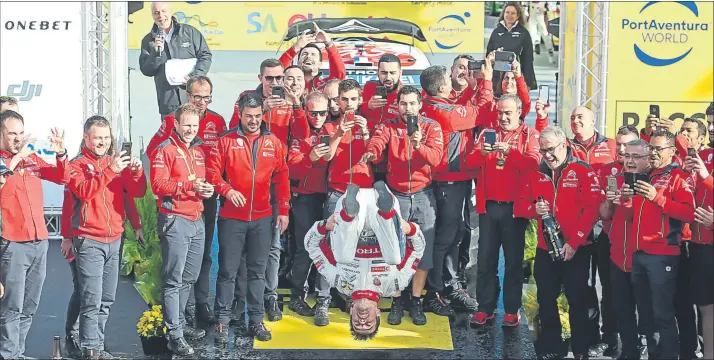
[{"xmin": 304, "ymin": 182, "xmax": 425, "ymax": 340}]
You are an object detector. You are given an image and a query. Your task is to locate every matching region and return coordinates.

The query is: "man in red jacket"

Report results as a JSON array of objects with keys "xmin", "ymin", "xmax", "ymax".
[
  {"xmin": 360, "ymin": 85, "xmax": 444, "ymax": 326},
  {"xmin": 146, "ymin": 76, "xmax": 226, "ymax": 325},
  {"xmin": 323, "ymin": 78, "xmax": 342, "ymax": 123},
  {"xmin": 206, "ymin": 93, "xmax": 290, "ymax": 343},
  {"xmin": 278, "ymin": 24, "xmax": 346, "ymax": 94},
  {"xmin": 151, "ymin": 104, "xmax": 215, "ymax": 355},
  {"xmin": 622, "ymin": 130, "xmax": 695, "ymax": 360},
  {"xmin": 286, "ymin": 92, "xmax": 336, "ymax": 326},
  {"xmin": 68, "ymin": 116, "xmax": 146, "ymax": 358},
  {"xmin": 514, "ymin": 126, "xmax": 601, "ymax": 360},
  {"xmin": 419, "ymin": 63, "xmax": 493, "ymax": 316},
  {"xmin": 599, "ymin": 138, "xmax": 653, "ymax": 359},
  {"xmin": 359, "ymin": 54, "xmax": 404, "ymax": 183},
  {"xmin": 466, "ymin": 94, "xmax": 541, "ymax": 328},
  {"xmin": 0, "ymin": 110, "xmax": 70, "ymax": 360}
]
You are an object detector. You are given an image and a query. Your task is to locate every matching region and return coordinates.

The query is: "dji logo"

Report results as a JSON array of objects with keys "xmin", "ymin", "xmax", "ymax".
[{"xmin": 6, "ymin": 81, "xmax": 42, "ymax": 101}]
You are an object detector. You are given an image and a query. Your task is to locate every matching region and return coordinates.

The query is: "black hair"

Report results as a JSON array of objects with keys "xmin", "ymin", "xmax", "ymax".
[
  {"xmin": 338, "ymin": 79, "xmax": 362, "ymax": 96},
  {"xmin": 419, "ymin": 65, "xmax": 448, "ymax": 97},
  {"xmin": 397, "ymin": 86, "xmax": 422, "ymax": 104},
  {"xmin": 682, "ymin": 117, "xmax": 706, "ymax": 138},
  {"xmin": 378, "ymin": 54, "xmax": 401, "ymax": 69},
  {"xmin": 238, "ymin": 92, "xmax": 263, "ymax": 114},
  {"xmin": 260, "ymin": 58, "xmax": 283, "ymax": 75},
  {"xmin": 299, "ymin": 43, "xmax": 323, "ymax": 62},
  {"xmin": 0, "ymin": 110, "xmax": 23, "ymax": 129}
]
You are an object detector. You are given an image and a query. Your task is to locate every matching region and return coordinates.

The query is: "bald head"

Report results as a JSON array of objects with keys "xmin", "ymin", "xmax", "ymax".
[
  {"xmin": 151, "ymin": 2, "xmax": 172, "ymax": 30},
  {"xmin": 570, "ymin": 106, "xmax": 596, "ymax": 140}
]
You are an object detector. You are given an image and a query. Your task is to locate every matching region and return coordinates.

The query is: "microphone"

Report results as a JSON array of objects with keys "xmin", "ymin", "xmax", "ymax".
[{"xmin": 155, "ymin": 31, "xmax": 164, "ymax": 56}]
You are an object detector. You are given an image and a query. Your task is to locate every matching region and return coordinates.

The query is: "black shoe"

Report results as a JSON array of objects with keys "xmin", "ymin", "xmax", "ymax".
[
  {"xmin": 248, "ymin": 321, "xmax": 272, "ymax": 342},
  {"xmin": 183, "ymin": 325, "xmax": 206, "ymax": 340},
  {"xmin": 215, "ymin": 323, "xmax": 229, "ymax": 344},
  {"xmin": 535, "ymin": 43, "xmax": 541, "ymax": 55},
  {"xmin": 184, "ymin": 304, "xmax": 196, "ymax": 327},
  {"xmin": 196, "ymin": 303, "xmax": 215, "ymax": 324},
  {"xmin": 65, "ymin": 335, "xmax": 81, "ymax": 359},
  {"xmin": 387, "ymin": 297, "xmax": 405, "ymax": 325},
  {"xmin": 265, "ymin": 297, "xmax": 283, "ymax": 322},
  {"xmin": 603, "ymin": 342, "xmax": 620, "ymax": 358},
  {"xmin": 230, "ymin": 297, "xmax": 246, "ymax": 327},
  {"xmin": 424, "ymin": 292, "xmax": 454, "ymax": 316},
  {"xmin": 446, "ymin": 289, "xmax": 478, "ymax": 312},
  {"xmin": 168, "ymin": 337, "xmax": 194, "ymax": 356},
  {"xmin": 589, "ymin": 342, "xmax": 608, "ymax": 357},
  {"xmin": 409, "ymin": 298, "xmax": 427, "ymax": 326},
  {"xmin": 314, "ymin": 297, "xmax": 330, "ymax": 327},
  {"xmin": 373, "ymin": 181, "xmax": 394, "ymax": 215},
  {"xmin": 288, "ymin": 295, "xmax": 316, "ymax": 317},
  {"xmin": 342, "ymin": 184, "xmax": 360, "ymax": 218},
  {"xmin": 573, "ymin": 354, "xmax": 589, "ymax": 360}
]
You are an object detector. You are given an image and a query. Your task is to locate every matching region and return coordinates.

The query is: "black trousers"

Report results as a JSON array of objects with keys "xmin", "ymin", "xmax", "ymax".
[
  {"xmin": 590, "ymin": 232, "xmax": 617, "ymax": 345},
  {"xmin": 534, "ymin": 247, "xmax": 591, "ymax": 356},
  {"xmin": 475, "ymin": 201, "xmax": 528, "ymax": 314},
  {"xmin": 191, "ymin": 194, "xmax": 218, "ymax": 305},
  {"xmin": 676, "ymin": 243, "xmax": 700, "ymax": 359},
  {"xmin": 631, "ymin": 251, "xmax": 679, "ymax": 359},
  {"xmin": 289, "ymin": 193, "xmax": 326, "ymax": 295},
  {"xmin": 610, "ymin": 261, "xmax": 653, "ymax": 358}
]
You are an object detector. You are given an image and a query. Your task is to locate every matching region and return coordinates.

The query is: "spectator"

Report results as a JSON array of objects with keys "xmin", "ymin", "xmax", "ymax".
[
  {"xmin": 487, "ymin": 2, "xmax": 537, "ymax": 89},
  {"xmin": 279, "ymin": 25, "xmax": 346, "ymax": 93},
  {"xmin": 0, "ymin": 111, "xmax": 69, "ymax": 360},
  {"xmin": 491, "ymin": 56, "xmax": 549, "ymax": 131},
  {"xmin": 286, "ymin": 92, "xmax": 336, "ymax": 325},
  {"xmin": 68, "ymin": 116, "xmax": 146, "ymax": 358},
  {"xmin": 627, "ymin": 130, "xmax": 695, "ymax": 360},
  {"xmin": 151, "ymin": 104, "xmax": 214, "ymax": 355},
  {"xmin": 0, "ymin": 96, "xmax": 19, "ymax": 113},
  {"xmin": 419, "ymin": 64, "xmax": 491, "ymax": 316},
  {"xmin": 599, "ymin": 139, "xmax": 653, "ymax": 360},
  {"xmin": 206, "ymin": 93, "xmax": 290, "ymax": 343},
  {"xmin": 527, "ymin": 1, "xmax": 555, "ymax": 63},
  {"xmin": 467, "ymin": 94, "xmax": 541, "ymax": 327},
  {"xmin": 361, "ymin": 85, "xmax": 444, "ymax": 326},
  {"xmin": 139, "ymin": 2, "xmax": 212, "ymax": 119},
  {"xmin": 514, "ymin": 126, "xmax": 601, "ymax": 360}
]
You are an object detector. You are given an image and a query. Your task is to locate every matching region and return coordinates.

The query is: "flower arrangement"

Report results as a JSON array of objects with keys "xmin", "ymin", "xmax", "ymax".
[{"xmin": 137, "ymin": 305, "xmax": 167, "ymax": 338}]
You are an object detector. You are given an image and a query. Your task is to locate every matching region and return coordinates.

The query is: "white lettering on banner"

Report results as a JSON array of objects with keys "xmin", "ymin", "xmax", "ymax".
[{"xmin": 0, "ymin": 2, "xmax": 83, "ymax": 208}]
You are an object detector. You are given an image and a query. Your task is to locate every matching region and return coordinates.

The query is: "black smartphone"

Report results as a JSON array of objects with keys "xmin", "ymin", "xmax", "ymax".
[
  {"xmin": 607, "ymin": 177, "xmax": 618, "ymax": 193},
  {"xmin": 484, "ymin": 129, "xmax": 497, "ymax": 145},
  {"xmin": 624, "ymin": 172, "xmax": 636, "ymax": 188},
  {"xmin": 635, "ymin": 173, "xmax": 649, "ymax": 184},
  {"xmin": 121, "ymin": 142, "xmax": 132, "ymax": 157},
  {"xmin": 649, "ymin": 104, "xmax": 660, "ymax": 118},
  {"xmin": 319, "ymin": 134, "xmax": 330, "ymax": 147},
  {"xmin": 687, "ymin": 147, "xmax": 697, "ymax": 157},
  {"xmin": 406, "ymin": 115, "xmax": 418, "ymax": 136},
  {"xmin": 467, "ymin": 60, "xmax": 483, "ymax": 71},
  {"xmin": 375, "ymin": 86, "xmax": 387, "ymax": 98},
  {"xmin": 538, "ymin": 85, "xmax": 550, "ymax": 104},
  {"xmin": 272, "ymin": 86, "xmax": 285, "ymax": 99},
  {"xmin": 494, "ymin": 51, "xmax": 516, "ymax": 72}
]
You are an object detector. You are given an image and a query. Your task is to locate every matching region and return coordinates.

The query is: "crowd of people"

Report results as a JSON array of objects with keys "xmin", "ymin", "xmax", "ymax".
[{"xmin": 0, "ymin": 2, "xmax": 712, "ymax": 360}]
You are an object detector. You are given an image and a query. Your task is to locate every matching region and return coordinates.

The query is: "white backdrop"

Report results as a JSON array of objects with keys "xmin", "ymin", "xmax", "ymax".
[{"xmin": 0, "ymin": 2, "xmax": 85, "ymax": 208}]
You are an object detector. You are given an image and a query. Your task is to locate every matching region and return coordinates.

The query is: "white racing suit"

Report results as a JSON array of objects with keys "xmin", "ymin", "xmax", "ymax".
[
  {"xmin": 305, "ymin": 189, "xmax": 425, "ymax": 299},
  {"xmin": 528, "ymin": 1, "xmax": 555, "ymax": 53}
]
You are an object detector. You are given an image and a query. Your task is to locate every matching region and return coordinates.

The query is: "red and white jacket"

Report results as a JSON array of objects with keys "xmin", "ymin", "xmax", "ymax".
[
  {"xmin": 365, "ymin": 115, "xmax": 444, "ymax": 194},
  {"xmin": 691, "ymin": 147, "xmax": 714, "ymax": 246},
  {"xmin": 0, "ymin": 151, "xmax": 70, "ymax": 241},
  {"xmin": 146, "ymin": 109, "xmax": 226, "ymax": 159},
  {"xmin": 606, "ymin": 174, "xmax": 636, "ymax": 272},
  {"xmin": 514, "ymin": 150, "xmax": 601, "ymax": 251},
  {"xmin": 206, "ymin": 124, "xmax": 290, "ymax": 221},
  {"xmin": 279, "ymin": 44, "xmax": 347, "ymax": 93},
  {"xmin": 68, "ymin": 148, "xmax": 147, "ymax": 243},
  {"xmin": 229, "ymin": 86, "xmax": 303, "ymax": 146},
  {"xmin": 568, "ymin": 132, "xmax": 617, "ymax": 172},
  {"xmin": 467, "ymin": 123, "xmax": 541, "ymax": 214},
  {"xmin": 287, "ymin": 122, "xmax": 338, "ymax": 195},
  {"xmin": 150, "ymin": 131, "xmax": 207, "ymax": 221}
]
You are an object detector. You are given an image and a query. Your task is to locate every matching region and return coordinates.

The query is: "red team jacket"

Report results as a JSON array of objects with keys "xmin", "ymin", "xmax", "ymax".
[
  {"xmin": 278, "ymin": 44, "xmax": 347, "ymax": 93},
  {"xmin": 598, "ymin": 161, "xmax": 624, "ymax": 235},
  {"xmin": 288, "ymin": 122, "xmax": 338, "ymax": 195},
  {"xmin": 568, "ymin": 132, "xmax": 617, "ymax": 171},
  {"xmin": 318, "ymin": 115, "xmax": 374, "ymax": 193},
  {"xmin": 150, "ymin": 132, "xmax": 207, "ymax": 221},
  {"xmin": 691, "ymin": 148, "xmax": 713, "ymax": 246},
  {"xmin": 146, "ymin": 109, "xmax": 226, "ymax": 158},
  {"xmin": 229, "ymin": 86, "xmax": 300, "ymax": 146},
  {"xmin": 68, "ymin": 148, "xmax": 147, "ymax": 243},
  {"xmin": 359, "ymin": 81, "xmax": 402, "ymax": 133},
  {"xmin": 365, "ymin": 116, "xmax": 444, "ymax": 194},
  {"xmin": 514, "ymin": 152, "xmax": 601, "ymax": 251},
  {"xmin": 0, "ymin": 151, "xmax": 70, "ymax": 241},
  {"xmin": 206, "ymin": 125, "xmax": 290, "ymax": 221},
  {"xmin": 605, "ymin": 174, "xmax": 636, "ymax": 272},
  {"xmin": 467, "ymin": 123, "xmax": 541, "ymax": 214}
]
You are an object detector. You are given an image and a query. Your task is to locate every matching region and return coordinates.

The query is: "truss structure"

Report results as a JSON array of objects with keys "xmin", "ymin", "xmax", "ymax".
[{"xmin": 573, "ymin": 2, "xmax": 610, "ymax": 134}]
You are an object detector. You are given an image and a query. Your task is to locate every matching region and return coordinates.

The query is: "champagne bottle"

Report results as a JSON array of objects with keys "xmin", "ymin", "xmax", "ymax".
[
  {"xmin": 52, "ymin": 335, "xmax": 62, "ymax": 359},
  {"xmin": 538, "ymin": 196, "xmax": 565, "ymax": 261}
]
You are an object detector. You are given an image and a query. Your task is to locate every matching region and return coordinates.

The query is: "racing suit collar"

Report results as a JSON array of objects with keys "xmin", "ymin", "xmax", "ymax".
[{"xmin": 351, "ymin": 290, "xmax": 380, "ymax": 303}]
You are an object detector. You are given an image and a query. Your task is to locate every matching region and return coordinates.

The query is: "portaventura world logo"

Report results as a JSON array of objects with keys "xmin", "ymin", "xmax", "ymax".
[
  {"xmin": 622, "ymin": 1, "xmax": 709, "ymax": 66},
  {"xmin": 429, "ymin": 12, "xmax": 471, "ymax": 50}
]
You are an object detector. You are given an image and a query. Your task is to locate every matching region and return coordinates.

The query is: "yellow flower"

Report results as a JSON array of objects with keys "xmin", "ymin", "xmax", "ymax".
[
  {"xmin": 144, "ymin": 311, "xmax": 151, "ymax": 317},
  {"xmin": 163, "ymin": 327, "xmax": 167, "ymax": 334},
  {"xmin": 151, "ymin": 311, "xmax": 160, "ymax": 318},
  {"xmin": 147, "ymin": 316, "xmax": 154, "ymax": 322},
  {"xmin": 147, "ymin": 324, "xmax": 154, "ymax": 330}
]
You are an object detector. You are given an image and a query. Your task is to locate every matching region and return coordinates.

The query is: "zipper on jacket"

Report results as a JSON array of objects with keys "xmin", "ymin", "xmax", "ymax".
[
  {"xmin": 635, "ymin": 200, "xmax": 645, "ymax": 250},
  {"xmin": 102, "ymin": 186, "xmax": 113, "ymax": 239},
  {"xmin": 623, "ymin": 220, "xmax": 628, "ymax": 270},
  {"xmin": 248, "ymin": 136, "xmax": 261, "ymax": 221},
  {"xmin": 697, "ymin": 188, "xmax": 708, "ymax": 244},
  {"xmin": 660, "ymin": 214, "xmax": 665, "ymax": 237},
  {"xmin": 408, "ymin": 127, "xmax": 412, "ymax": 194}
]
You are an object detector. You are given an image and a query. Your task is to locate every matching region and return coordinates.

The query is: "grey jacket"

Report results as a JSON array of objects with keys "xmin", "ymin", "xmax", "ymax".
[{"xmin": 139, "ymin": 18, "xmax": 212, "ymax": 116}]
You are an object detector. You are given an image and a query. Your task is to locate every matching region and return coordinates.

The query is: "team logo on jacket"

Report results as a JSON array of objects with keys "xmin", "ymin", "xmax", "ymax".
[
  {"xmin": 611, "ymin": 167, "xmax": 618, "ymax": 175},
  {"xmin": 456, "ymin": 107, "xmax": 467, "ymax": 118},
  {"xmin": 373, "ymin": 277, "xmax": 381, "ymax": 286},
  {"xmin": 708, "ymin": 153, "xmax": 713, "ymax": 163},
  {"xmin": 206, "ymin": 122, "xmax": 216, "ymax": 131},
  {"xmin": 264, "ymin": 138, "xmax": 274, "ymax": 149},
  {"xmin": 371, "ymin": 266, "xmax": 388, "ymax": 273},
  {"xmin": 236, "ymin": 138, "xmax": 245, "ymax": 148}
]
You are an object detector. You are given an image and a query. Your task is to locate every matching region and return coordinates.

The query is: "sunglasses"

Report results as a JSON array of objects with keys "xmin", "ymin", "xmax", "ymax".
[
  {"xmin": 310, "ymin": 110, "xmax": 328, "ymax": 117},
  {"xmin": 264, "ymin": 75, "xmax": 284, "ymax": 82}
]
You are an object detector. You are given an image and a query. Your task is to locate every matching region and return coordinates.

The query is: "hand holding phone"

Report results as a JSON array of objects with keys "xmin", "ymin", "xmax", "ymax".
[
  {"xmin": 121, "ymin": 142, "xmax": 132, "ymax": 157},
  {"xmin": 494, "ymin": 51, "xmax": 516, "ymax": 72},
  {"xmin": 538, "ymin": 85, "xmax": 550, "ymax": 105},
  {"xmin": 319, "ymin": 134, "xmax": 331, "ymax": 147},
  {"xmin": 272, "ymin": 86, "xmax": 285, "ymax": 100},
  {"xmin": 649, "ymin": 104, "xmax": 660, "ymax": 119},
  {"xmin": 484, "ymin": 129, "xmax": 497, "ymax": 145},
  {"xmin": 406, "ymin": 115, "xmax": 418, "ymax": 136},
  {"xmin": 607, "ymin": 176, "xmax": 618, "ymax": 193},
  {"xmin": 375, "ymin": 86, "xmax": 387, "ymax": 98}
]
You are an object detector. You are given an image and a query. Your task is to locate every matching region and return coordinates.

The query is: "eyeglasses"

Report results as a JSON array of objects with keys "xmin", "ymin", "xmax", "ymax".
[
  {"xmin": 622, "ymin": 153, "xmax": 648, "ymax": 160},
  {"xmin": 538, "ymin": 142, "xmax": 562, "ymax": 155},
  {"xmin": 310, "ymin": 110, "xmax": 328, "ymax": 117},
  {"xmin": 189, "ymin": 94, "xmax": 212, "ymax": 103},
  {"xmin": 647, "ymin": 145, "xmax": 674, "ymax": 153},
  {"xmin": 264, "ymin": 75, "xmax": 284, "ymax": 82}
]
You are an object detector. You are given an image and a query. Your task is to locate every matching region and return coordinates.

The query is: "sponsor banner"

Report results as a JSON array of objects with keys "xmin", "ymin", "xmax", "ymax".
[
  {"xmin": 605, "ymin": 1, "xmax": 713, "ymax": 139},
  {"xmin": 0, "ymin": 2, "xmax": 84, "ymax": 208},
  {"xmin": 128, "ymin": 2, "xmax": 483, "ymax": 53},
  {"xmin": 344, "ymin": 69, "xmax": 421, "ymax": 87}
]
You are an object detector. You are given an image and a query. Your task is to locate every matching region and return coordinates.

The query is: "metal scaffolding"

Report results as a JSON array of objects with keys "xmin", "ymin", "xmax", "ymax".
[{"xmin": 573, "ymin": 1, "xmax": 610, "ymax": 134}]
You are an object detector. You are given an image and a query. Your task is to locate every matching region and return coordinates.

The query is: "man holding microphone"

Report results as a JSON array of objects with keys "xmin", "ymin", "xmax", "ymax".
[{"xmin": 151, "ymin": 104, "xmax": 214, "ymax": 355}]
